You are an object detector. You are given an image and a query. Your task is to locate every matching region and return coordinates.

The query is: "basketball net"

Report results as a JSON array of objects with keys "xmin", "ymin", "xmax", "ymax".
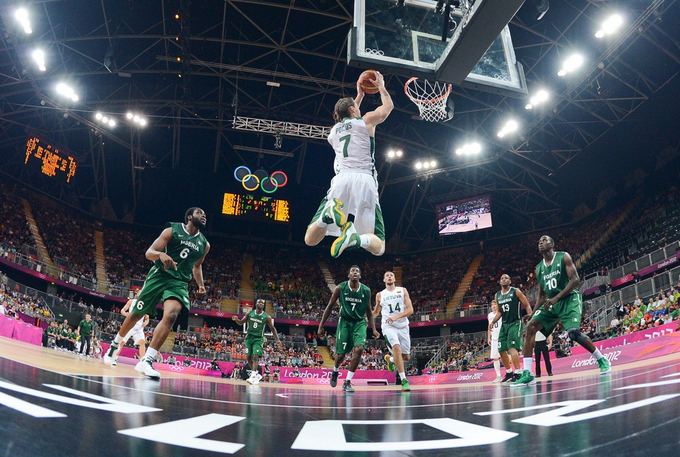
[{"xmin": 404, "ymin": 77, "xmax": 452, "ymax": 123}]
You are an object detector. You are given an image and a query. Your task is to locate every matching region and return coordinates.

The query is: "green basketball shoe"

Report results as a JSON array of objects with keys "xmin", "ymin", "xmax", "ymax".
[
  {"xmin": 511, "ymin": 370, "xmax": 535, "ymax": 387},
  {"xmin": 597, "ymin": 357, "xmax": 611, "ymax": 375}
]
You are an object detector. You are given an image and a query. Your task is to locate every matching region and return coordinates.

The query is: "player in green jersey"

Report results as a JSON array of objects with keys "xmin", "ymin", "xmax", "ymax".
[
  {"xmin": 489, "ymin": 274, "xmax": 533, "ymax": 383},
  {"xmin": 232, "ymin": 298, "xmax": 281, "ymax": 385},
  {"xmin": 513, "ymin": 235, "xmax": 611, "ymax": 386},
  {"xmin": 318, "ymin": 265, "xmax": 380, "ymax": 392},
  {"xmin": 104, "ymin": 207, "xmax": 210, "ymax": 379}
]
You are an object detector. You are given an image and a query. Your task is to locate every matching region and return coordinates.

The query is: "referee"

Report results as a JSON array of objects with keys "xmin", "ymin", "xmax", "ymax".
[{"xmin": 534, "ymin": 330, "xmax": 553, "ymax": 377}]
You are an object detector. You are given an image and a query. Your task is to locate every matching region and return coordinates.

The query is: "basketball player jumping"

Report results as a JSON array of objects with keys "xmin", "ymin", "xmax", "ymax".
[
  {"xmin": 372, "ymin": 271, "xmax": 413, "ymax": 391},
  {"xmin": 103, "ymin": 207, "xmax": 210, "ymax": 379},
  {"xmin": 318, "ymin": 265, "xmax": 380, "ymax": 392},
  {"xmin": 109, "ymin": 297, "xmax": 149, "ymax": 367},
  {"xmin": 489, "ymin": 274, "xmax": 533, "ymax": 383},
  {"xmin": 487, "ymin": 300, "xmax": 503, "ymax": 382},
  {"xmin": 304, "ymin": 71, "xmax": 394, "ymax": 258},
  {"xmin": 232, "ymin": 298, "xmax": 282, "ymax": 385},
  {"xmin": 513, "ymin": 235, "xmax": 611, "ymax": 386}
]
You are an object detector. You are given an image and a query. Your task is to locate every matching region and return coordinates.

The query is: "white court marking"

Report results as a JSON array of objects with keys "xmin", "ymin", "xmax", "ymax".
[
  {"xmin": 58, "ymin": 361, "xmax": 680, "ymax": 411},
  {"xmin": 2, "ymin": 354, "xmax": 679, "ymax": 411}
]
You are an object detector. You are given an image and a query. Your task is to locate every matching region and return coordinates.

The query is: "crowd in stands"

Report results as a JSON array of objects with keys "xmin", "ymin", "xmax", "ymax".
[
  {"xmin": 583, "ymin": 187, "xmax": 680, "ymax": 273},
  {"xmin": 251, "ymin": 244, "xmax": 330, "ymax": 318},
  {"xmin": 0, "ymin": 183, "xmax": 34, "ymax": 253},
  {"xmin": 31, "ymin": 198, "xmax": 97, "ymax": 283},
  {"xmin": 593, "ymin": 284, "xmax": 680, "ymax": 340},
  {"xmin": 103, "ymin": 227, "xmax": 152, "ymax": 287},
  {"xmin": 0, "ymin": 281, "xmax": 52, "ymax": 320}
]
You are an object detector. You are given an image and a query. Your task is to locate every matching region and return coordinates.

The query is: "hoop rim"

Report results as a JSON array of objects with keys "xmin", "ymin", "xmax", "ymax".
[{"xmin": 404, "ymin": 76, "xmax": 453, "ymax": 105}]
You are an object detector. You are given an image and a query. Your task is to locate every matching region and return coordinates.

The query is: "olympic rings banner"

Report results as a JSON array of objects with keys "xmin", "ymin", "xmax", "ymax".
[{"xmin": 233, "ymin": 166, "xmax": 288, "ymax": 194}]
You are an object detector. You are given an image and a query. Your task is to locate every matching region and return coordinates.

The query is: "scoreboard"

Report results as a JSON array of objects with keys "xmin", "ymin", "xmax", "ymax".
[
  {"xmin": 221, "ymin": 192, "xmax": 290, "ymax": 223},
  {"xmin": 24, "ymin": 136, "xmax": 78, "ymax": 183}
]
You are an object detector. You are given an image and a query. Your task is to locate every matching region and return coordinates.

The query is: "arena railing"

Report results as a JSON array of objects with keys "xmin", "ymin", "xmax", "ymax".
[{"xmin": 586, "ymin": 264, "xmax": 680, "ymax": 331}]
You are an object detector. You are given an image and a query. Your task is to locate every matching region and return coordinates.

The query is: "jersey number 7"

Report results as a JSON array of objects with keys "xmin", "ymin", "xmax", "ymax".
[{"xmin": 339, "ymin": 135, "xmax": 351, "ymax": 157}]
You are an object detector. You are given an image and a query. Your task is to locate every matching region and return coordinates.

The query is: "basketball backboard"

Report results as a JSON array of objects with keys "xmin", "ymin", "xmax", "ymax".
[{"xmin": 348, "ymin": 0, "xmax": 528, "ymax": 95}]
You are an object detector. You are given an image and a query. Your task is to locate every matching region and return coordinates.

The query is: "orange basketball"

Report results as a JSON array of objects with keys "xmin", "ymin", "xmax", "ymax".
[{"xmin": 358, "ymin": 69, "xmax": 380, "ymax": 94}]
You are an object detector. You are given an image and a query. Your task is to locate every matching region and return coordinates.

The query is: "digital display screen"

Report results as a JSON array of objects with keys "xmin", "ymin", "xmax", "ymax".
[
  {"xmin": 437, "ymin": 195, "xmax": 492, "ymax": 235},
  {"xmin": 221, "ymin": 193, "xmax": 290, "ymax": 223},
  {"xmin": 24, "ymin": 136, "xmax": 78, "ymax": 183}
]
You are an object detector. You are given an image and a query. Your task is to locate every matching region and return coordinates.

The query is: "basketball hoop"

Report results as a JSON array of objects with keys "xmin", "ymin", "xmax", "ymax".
[{"xmin": 404, "ymin": 77, "xmax": 453, "ymax": 123}]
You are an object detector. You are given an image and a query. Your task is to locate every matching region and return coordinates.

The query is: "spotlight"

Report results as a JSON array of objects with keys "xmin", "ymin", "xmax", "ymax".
[
  {"xmin": 101, "ymin": 115, "xmax": 109, "ymax": 123},
  {"xmin": 429, "ymin": 160, "xmax": 437, "ymax": 168},
  {"xmin": 396, "ymin": 150, "xmax": 403, "ymax": 158},
  {"xmin": 95, "ymin": 112, "xmax": 103, "ymax": 120},
  {"xmin": 497, "ymin": 119, "xmax": 519, "ymax": 139},
  {"xmin": 455, "ymin": 142, "xmax": 482, "ymax": 156},
  {"xmin": 174, "ymin": 13, "xmax": 180, "ymax": 20},
  {"xmin": 14, "ymin": 8, "xmax": 32, "ymax": 35},
  {"xmin": 558, "ymin": 53, "xmax": 584, "ymax": 77},
  {"xmin": 414, "ymin": 161, "xmax": 422, "ymax": 170},
  {"xmin": 387, "ymin": 149, "xmax": 396, "ymax": 159},
  {"xmin": 31, "ymin": 49, "xmax": 46, "ymax": 72},
  {"xmin": 55, "ymin": 82, "xmax": 79, "ymax": 102},
  {"xmin": 525, "ymin": 88, "xmax": 550, "ymax": 110},
  {"xmin": 595, "ymin": 13, "xmax": 624, "ymax": 38},
  {"xmin": 176, "ymin": 56, "xmax": 181, "ymax": 62},
  {"xmin": 126, "ymin": 111, "xmax": 148, "ymax": 127},
  {"xmin": 107, "ymin": 119, "xmax": 116, "ymax": 128}
]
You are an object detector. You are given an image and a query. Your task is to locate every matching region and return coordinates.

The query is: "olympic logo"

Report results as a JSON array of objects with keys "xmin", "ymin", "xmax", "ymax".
[{"xmin": 233, "ymin": 166, "xmax": 288, "ymax": 194}]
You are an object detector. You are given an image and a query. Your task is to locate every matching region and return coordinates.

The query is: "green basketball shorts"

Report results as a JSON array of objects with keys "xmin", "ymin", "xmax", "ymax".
[
  {"xmin": 498, "ymin": 320, "xmax": 523, "ymax": 352},
  {"xmin": 245, "ymin": 336, "xmax": 264, "ymax": 357},
  {"xmin": 335, "ymin": 317, "xmax": 367, "ymax": 355},
  {"xmin": 530, "ymin": 293, "xmax": 583, "ymax": 335},
  {"xmin": 131, "ymin": 270, "xmax": 191, "ymax": 316}
]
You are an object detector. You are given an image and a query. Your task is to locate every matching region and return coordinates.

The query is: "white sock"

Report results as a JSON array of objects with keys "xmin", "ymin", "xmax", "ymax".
[
  {"xmin": 144, "ymin": 347, "xmax": 158, "ymax": 362},
  {"xmin": 359, "ymin": 234, "xmax": 371, "ymax": 249},
  {"xmin": 493, "ymin": 360, "xmax": 501, "ymax": 377},
  {"xmin": 113, "ymin": 334, "xmax": 123, "ymax": 344},
  {"xmin": 399, "ymin": 372, "xmax": 406, "ymax": 380},
  {"xmin": 346, "ymin": 371, "xmax": 354, "ymax": 381},
  {"xmin": 523, "ymin": 357, "xmax": 533, "ymax": 372},
  {"xmin": 507, "ymin": 368, "xmax": 514, "ymax": 374},
  {"xmin": 389, "ymin": 356, "xmax": 394, "ymax": 363},
  {"xmin": 592, "ymin": 349, "xmax": 605, "ymax": 360},
  {"xmin": 333, "ymin": 366, "xmax": 339, "ymax": 372}
]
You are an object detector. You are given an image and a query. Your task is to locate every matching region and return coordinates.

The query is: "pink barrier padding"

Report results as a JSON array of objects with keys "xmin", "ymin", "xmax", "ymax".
[
  {"xmin": 279, "ymin": 367, "xmax": 395, "ymax": 384},
  {"xmin": 114, "ymin": 356, "xmax": 224, "ymax": 377},
  {"xmin": 570, "ymin": 321, "xmax": 676, "ymax": 355},
  {"xmin": 0, "ymin": 314, "xmax": 43, "ymax": 345},
  {"xmin": 409, "ymin": 332, "xmax": 680, "ymax": 385},
  {"xmin": 0, "ymin": 315, "xmax": 15, "ymax": 338},
  {"xmin": 12, "ymin": 319, "xmax": 43, "ymax": 345}
]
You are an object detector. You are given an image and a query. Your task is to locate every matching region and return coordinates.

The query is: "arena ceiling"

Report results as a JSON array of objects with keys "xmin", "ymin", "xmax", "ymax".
[{"xmin": 0, "ymin": 0, "xmax": 678, "ymax": 249}]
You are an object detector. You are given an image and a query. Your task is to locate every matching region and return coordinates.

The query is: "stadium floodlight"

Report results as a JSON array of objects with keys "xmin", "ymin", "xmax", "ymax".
[
  {"xmin": 525, "ymin": 88, "xmax": 550, "ymax": 110},
  {"xmin": 395, "ymin": 150, "xmax": 403, "ymax": 158},
  {"xmin": 31, "ymin": 49, "xmax": 46, "ymax": 72},
  {"xmin": 14, "ymin": 8, "xmax": 32, "ymax": 34},
  {"xmin": 557, "ymin": 53, "xmax": 584, "ymax": 77},
  {"xmin": 387, "ymin": 149, "xmax": 396, "ymax": 159},
  {"xmin": 94, "ymin": 111, "xmax": 117, "ymax": 128},
  {"xmin": 595, "ymin": 14, "xmax": 624, "ymax": 39},
  {"xmin": 497, "ymin": 119, "xmax": 519, "ymax": 139},
  {"xmin": 126, "ymin": 111, "xmax": 148, "ymax": 127},
  {"xmin": 55, "ymin": 82, "xmax": 79, "ymax": 102},
  {"xmin": 429, "ymin": 160, "xmax": 437, "ymax": 168},
  {"xmin": 455, "ymin": 142, "xmax": 482, "ymax": 156},
  {"xmin": 414, "ymin": 161, "xmax": 423, "ymax": 171}
]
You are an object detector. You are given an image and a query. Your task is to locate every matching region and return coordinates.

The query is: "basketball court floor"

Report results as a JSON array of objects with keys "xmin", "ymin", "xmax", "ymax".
[{"xmin": 1, "ymin": 337, "xmax": 679, "ymax": 456}]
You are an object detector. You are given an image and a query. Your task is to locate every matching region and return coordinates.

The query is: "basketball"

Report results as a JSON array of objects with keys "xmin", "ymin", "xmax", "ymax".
[{"xmin": 358, "ymin": 69, "xmax": 380, "ymax": 94}]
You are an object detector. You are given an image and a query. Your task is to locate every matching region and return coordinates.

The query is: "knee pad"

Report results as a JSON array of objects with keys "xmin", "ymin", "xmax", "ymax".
[{"xmin": 567, "ymin": 329, "xmax": 587, "ymax": 345}]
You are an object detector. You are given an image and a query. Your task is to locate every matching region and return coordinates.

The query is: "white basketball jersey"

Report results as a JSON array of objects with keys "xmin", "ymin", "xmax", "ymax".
[
  {"xmin": 380, "ymin": 287, "xmax": 409, "ymax": 329},
  {"xmin": 488, "ymin": 312, "xmax": 501, "ymax": 340},
  {"xmin": 327, "ymin": 118, "xmax": 376, "ymax": 179}
]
